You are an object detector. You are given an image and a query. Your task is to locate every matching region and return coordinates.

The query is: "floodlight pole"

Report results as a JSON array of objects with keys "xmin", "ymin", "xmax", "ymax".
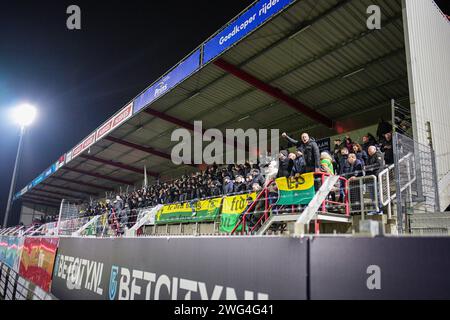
[{"xmin": 3, "ymin": 126, "xmax": 26, "ymax": 228}]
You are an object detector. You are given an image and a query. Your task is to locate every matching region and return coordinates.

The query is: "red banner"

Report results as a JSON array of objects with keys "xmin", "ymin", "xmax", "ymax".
[{"xmin": 19, "ymin": 237, "xmax": 59, "ymax": 292}]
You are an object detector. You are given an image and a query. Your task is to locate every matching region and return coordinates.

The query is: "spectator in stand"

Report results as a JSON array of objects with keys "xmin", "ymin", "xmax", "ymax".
[
  {"xmin": 282, "ymin": 132, "xmax": 321, "ymax": 173},
  {"xmin": 290, "ymin": 151, "xmax": 306, "ymax": 177},
  {"xmin": 366, "ymin": 146, "xmax": 385, "ymax": 176},
  {"xmin": 342, "ymin": 154, "xmax": 364, "ymax": 179},
  {"xmin": 362, "ymin": 133, "xmax": 377, "ymax": 154},
  {"xmin": 338, "ymin": 147, "xmax": 350, "ymax": 202},
  {"xmin": 343, "ymin": 136, "xmax": 353, "ymax": 152},
  {"xmin": 277, "ymin": 150, "xmax": 293, "ymax": 178},
  {"xmin": 251, "ymin": 168, "xmax": 265, "ymax": 187},
  {"xmin": 333, "ymin": 139, "xmax": 344, "ymax": 163},
  {"xmin": 245, "ymin": 173, "xmax": 254, "ymax": 191},
  {"xmin": 338, "ymin": 147, "xmax": 350, "ymax": 176},
  {"xmin": 352, "ymin": 143, "xmax": 369, "ymax": 165},
  {"xmin": 376, "ymin": 118, "xmax": 392, "ymax": 142},
  {"xmin": 234, "ymin": 175, "xmax": 247, "ymax": 193},
  {"xmin": 320, "ymin": 152, "xmax": 335, "ymax": 175},
  {"xmin": 381, "ymin": 132, "xmax": 394, "ymax": 165},
  {"xmin": 223, "ymin": 176, "xmax": 235, "ymax": 195}
]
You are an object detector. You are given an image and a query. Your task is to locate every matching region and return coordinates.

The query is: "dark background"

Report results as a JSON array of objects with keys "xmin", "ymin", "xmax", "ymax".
[{"xmin": 1, "ymin": 0, "xmax": 449, "ymax": 225}]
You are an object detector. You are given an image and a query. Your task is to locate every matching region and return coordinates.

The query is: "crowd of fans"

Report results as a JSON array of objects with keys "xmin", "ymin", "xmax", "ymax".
[
  {"xmin": 29, "ymin": 120, "xmax": 394, "ymax": 231},
  {"xmin": 77, "ymin": 162, "xmax": 267, "ymax": 225}
]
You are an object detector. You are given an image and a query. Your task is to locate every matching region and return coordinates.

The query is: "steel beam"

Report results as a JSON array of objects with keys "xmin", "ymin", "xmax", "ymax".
[
  {"xmin": 40, "ymin": 182, "xmax": 98, "ymax": 196},
  {"xmin": 22, "ymin": 194, "xmax": 64, "ymax": 203},
  {"xmin": 21, "ymin": 199, "xmax": 60, "ymax": 209},
  {"xmin": 105, "ymin": 136, "xmax": 172, "ymax": 160},
  {"xmin": 31, "ymin": 188, "xmax": 82, "ymax": 200},
  {"xmin": 51, "ymin": 176, "xmax": 114, "ymax": 191},
  {"xmin": 213, "ymin": 58, "xmax": 333, "ymax": 128},
  {"xmin": 80, "ymin": 154, "xmax": 158, "ymax": 177},
  {"xmin": 64, "ymin": 167, "xmax": 134, "ymax": 185},
  {"xmin": 144, "ymin": 109, "xmax": 198, "ymax": 132}
]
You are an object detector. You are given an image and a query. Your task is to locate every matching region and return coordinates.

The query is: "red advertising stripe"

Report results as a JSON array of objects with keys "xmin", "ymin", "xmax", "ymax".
[
  {"xmin": 96, "ymin": 119, "xmax": 113, "ymax": 140},
  {"xmin": 112, "ymin": 103, "xmax": 133, "ymax": 128},
  {"xmin": 82, "ymin": 133, "xmax": 96, "ymax": 149},
  {"xmin": 72, "ymin": 144, "xmax": 84, "ymax": 157},
  {"xmin": 19, "ymin": 237, "xmax": 59, "ymax": 292}
]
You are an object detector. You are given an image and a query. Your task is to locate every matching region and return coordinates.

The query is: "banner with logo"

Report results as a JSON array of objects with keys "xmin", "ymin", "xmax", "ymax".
[
  {"xmin": 316, "ymin": 137, "xmax": 331, "ymax": 153},
  {"xmin": 134, "ymin": 49, "xmax": 201, "ymax": 114},
  {"xmin": 19, "ymin": 237, "xmax": 59, "ymax": 292},
  {"xmin": 219, "ymin": 192, "xmax": 257, "ymax": 233},
  {"xmin": 0, "ymin": 236, "xmax": 23, "ymax": 272},
  {"xmin": 156, "ymin": 198, "xmax": 223, "ymax": 224},
  {"xmin": 51, "ymin": 237, "xmax": 308, "ymax": 300},
  {"xmin": 202, "ymin": 0, "xmax": 294, "ymax": 64},
  {"xmin": 275, "ymin": 173, "xmax": 316, "ymax": 206}
]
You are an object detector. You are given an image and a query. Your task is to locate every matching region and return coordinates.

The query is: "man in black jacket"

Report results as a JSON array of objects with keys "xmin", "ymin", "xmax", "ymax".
[
  {"xmin": 277, "ymin": 150, "xmax": 293, "ymax": 178},
  {"xmin": 282, "ymin": 132, "xmax": 321, "ymax": 173},
  {"xmin": 366, "ymin": 146, "xmax": 385, "ymax": 176},
  {"xmin": 381, "ymin": 132, "xmax": 394, "ymax": 165},
  {"xmin": 365, "ymin": 146, "xmax": 385, "ymax": 213}
]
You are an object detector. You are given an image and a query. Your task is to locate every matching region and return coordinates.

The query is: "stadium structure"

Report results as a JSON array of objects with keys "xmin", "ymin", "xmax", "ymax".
[{"xmin": 1, "ymin": 0, "xmax": 450, "ymax": 300}]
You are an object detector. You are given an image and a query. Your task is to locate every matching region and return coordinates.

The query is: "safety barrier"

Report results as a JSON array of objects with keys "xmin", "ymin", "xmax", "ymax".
[
  {"xmin": 0, "ymin": 262, "xmax": 57, "ymax": 300},
  {"xmin": 348, "ymin": 175, "xmax": 380, "ymax": 219}
]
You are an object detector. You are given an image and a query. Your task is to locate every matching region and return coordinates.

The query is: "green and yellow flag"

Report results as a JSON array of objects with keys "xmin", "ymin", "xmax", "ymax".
[
  {"xmin": 219, "ymin": 192, "xmax": 257, "ymax": 233},
  {"xmin": 276, "ymin": 173, "xmax": 316, "ymax": 205},
  {"xmin": 156, "ymin": 198, "xmax": 222, "ymax": 224}
]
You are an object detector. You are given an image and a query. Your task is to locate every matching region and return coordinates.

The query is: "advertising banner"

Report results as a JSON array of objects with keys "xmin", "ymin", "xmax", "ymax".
[
  {"xmin": 19, "ymin": 237, "xmax": 59, "ymax": 292},
  {"xmin": 32, "ymin": 173, "xmax": 45, "ymax": 187},
  {"xmin": 202, "ymin": 0, "xmax": 294, "ymax": 64},
  {"xmin": 316, "ymin": 137, "xmax": 331, "ymax": 153},
  {"xmin": 72, "ymin": 132, "xmax": 96, "ymax": 159},
  {"xmin": 51, "ymin": 236, "xmax": 308, "ymax": 300},
  {"xmin": 134, "ymin": 49, "xmax": 201, "ymax": 114},
  {"xmin": 0, "ymin": 236, "xmax": 23, "ymax": 272},
  {"xmin": 219, "ymin": 192, "xmax": 256, "ymax": 233},
  {"xmin": 55, "ymin": 154, "xmax": 66, "ymax": 171},
  {"xmin": 275, "ymin": 173, "xmax": 315, "ymax": 205},
  {"xmin": 0, "ymin": 236, "xmax": 7, "ymax": 262},
  {"xmin": 96, "ymin": 102, "xmax": 133, "ymax": 141},
  {"xmin": 309, "ymin": 237, "xmax": 450, "ymax": 299},
  {"xmin": 156, "ymin": 198, "xmax": 222, "ymax": 224}
]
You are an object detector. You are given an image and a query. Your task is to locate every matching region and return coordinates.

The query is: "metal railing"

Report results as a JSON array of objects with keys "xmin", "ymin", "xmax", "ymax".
[
  {"xmin": 0, "ymin": 262, "xmax": 57, "ymax": 301},
  {"xmin": 348, "ymin": 175, "xmax": 380, "ymax": 220}
]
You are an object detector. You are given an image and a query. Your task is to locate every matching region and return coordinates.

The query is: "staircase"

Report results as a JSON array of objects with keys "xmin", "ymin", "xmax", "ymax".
[{"xmin": 409, "ymin": 213, "xmax": 450, "ymax": 235}]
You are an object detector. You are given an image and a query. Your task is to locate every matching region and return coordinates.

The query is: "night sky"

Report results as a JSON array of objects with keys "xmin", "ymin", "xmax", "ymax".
[{"xmin": 1, "ymin": 0, "xmax": 449, "ymax": 225}]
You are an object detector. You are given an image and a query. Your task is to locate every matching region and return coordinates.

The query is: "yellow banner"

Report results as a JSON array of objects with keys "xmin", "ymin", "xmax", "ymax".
[
  {"xmin": 222, "ymin": 192, "xmax": 257, "ymax": 215},
  {"xmin": 156, "ymin": 203, "xmax": 192, "ymax": 220},
  {"xmin": 276, "ymin": 172, "xmax": 315, "ymax": 192}
]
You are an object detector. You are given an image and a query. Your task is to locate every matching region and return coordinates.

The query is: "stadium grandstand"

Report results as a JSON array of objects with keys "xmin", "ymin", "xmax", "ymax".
[{"xmin": 2, "ymin": 0, "xmax": 450, "ymax": 301}]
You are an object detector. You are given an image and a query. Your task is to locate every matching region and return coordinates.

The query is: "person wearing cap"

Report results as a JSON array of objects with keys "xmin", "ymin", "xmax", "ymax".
[
  {"xmin": 222, "ymin": 176, "xmax": 235, "ymax": 195},
  {"xmin": 234, "ymin": 175, "xmax": 247, "ymax": 193},
  {"xmin": 251, "ymin": 168, "xmax": 265, "ymax": 187}
]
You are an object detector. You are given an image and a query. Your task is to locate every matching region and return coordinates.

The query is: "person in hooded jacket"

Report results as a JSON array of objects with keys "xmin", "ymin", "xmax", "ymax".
[
  {"xmin": 222, "ymin": 176, "xmax": 235, "ymax": 195},
  {"xmin": 290, "ymin": 151, "xmax": 306, "ymax": 177},
  {"xmin": 282, "ymin": 132, "xmax": 321, "ymax": 173},
  {"xmin": 277, "ymin": 150, "xmax": 293, "ymax": 178},
  {"xmin": 251, "ymin": 168, "xmax": 265, "ymax": 187}
]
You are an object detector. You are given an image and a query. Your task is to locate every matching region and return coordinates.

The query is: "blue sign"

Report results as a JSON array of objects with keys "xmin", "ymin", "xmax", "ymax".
[
  {"xmin": 203, "ymin": 0, "xmax": 293, "ymax": 64},
  {"xmin": 134, "ymin": 49, "xmax": 201, "ymax": 114},
  {"xmin": 32, "ymin": 173, "xmax": 45, "ymax": 187},
  {"xmin": 43, "ymin": 164, "xmax": 56, "ymax": 179}
]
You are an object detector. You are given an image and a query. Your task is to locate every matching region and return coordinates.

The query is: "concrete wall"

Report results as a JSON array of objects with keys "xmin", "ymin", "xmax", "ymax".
[{"xmin": 403, "ymin": 0, "xmax": 450, "ymax": 210}]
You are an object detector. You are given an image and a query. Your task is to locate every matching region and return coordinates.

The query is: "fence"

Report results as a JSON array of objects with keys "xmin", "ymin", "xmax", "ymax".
[
  {"xmin": 393, "ymin": 132, "xmax": 440, "ymax": 232},
  {"xmin": 0, "ymin": 262, "xmax": 57, "ymax": 300},
  {"xmin": 348, "ymin": 175, "xmax": 380, "ymax": 219}
]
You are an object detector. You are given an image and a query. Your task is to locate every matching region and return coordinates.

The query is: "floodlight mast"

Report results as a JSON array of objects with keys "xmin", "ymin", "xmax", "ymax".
[{"xmin": 3, "ymin": 104, "xmax": 37, "ymax": 228}]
